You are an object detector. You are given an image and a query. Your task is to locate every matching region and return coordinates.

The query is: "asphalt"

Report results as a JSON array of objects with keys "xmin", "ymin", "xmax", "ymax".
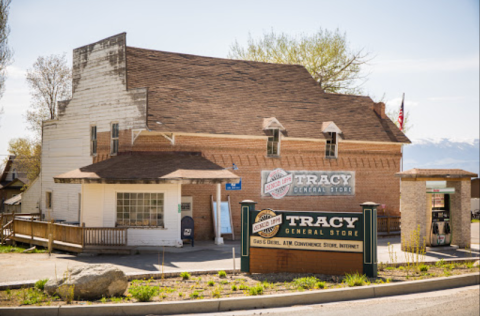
[{"xmin": 0, "ymin": 223, "xmax": 478, "ymax": 285}]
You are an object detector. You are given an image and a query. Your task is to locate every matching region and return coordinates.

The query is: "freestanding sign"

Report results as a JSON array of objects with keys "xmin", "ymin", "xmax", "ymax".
[{"xmin": 240, "ymin": 200, "xmax": 378, "ymax": 277}]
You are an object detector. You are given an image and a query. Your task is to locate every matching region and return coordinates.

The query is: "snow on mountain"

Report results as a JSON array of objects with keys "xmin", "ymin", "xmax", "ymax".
[{"xmin": 403, "ymin": 138, "xmax": 479, "ymax": 176}]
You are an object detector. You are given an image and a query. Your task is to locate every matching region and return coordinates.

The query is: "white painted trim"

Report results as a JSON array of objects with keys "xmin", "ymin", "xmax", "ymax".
[
  {"xmin": 131, "ymin": 129, "xmax": 145, "ymax": 145},
  {"xmin": 134, "ymin": 131, "xmax": 407, "ymax": 145}
]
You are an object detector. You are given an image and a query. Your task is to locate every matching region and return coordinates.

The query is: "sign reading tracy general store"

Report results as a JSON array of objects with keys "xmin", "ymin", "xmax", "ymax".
[
  {"xmin": 261, "ymin": 169, "xmax": 355, "ymax": 199},
  {"xmin": 240, "ymin": 201, "xmax": 379, "ymax": 277},
  {"xmin": 250, "ymin": 209, "xmax": 363, "ymax": 253}
]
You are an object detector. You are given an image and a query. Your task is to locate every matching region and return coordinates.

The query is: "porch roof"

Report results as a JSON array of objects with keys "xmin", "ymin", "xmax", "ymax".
[
  {"xmin": 54, "ymin": 152, "xmax": 240, "ymax": 184},
  {"xmin": 396, "ymin": 168, "xmax": 478, "ymax": 179}
]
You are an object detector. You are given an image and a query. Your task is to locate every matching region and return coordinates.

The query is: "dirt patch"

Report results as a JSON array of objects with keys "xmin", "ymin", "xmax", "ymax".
[{"xmin": 0, "ymin": 263, "xmax": 478, "ymax": 307}]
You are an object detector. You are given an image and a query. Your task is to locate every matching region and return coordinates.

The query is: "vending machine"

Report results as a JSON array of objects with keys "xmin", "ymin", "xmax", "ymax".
[{"xmin": 427, "ymin": 188, "xmax": 454, "ymax": 247}]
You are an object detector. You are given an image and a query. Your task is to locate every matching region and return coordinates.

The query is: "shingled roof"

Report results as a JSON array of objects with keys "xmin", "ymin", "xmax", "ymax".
[
  {"xmin": 126, "ymin": 46, "xmax": 410, "ymax": 143},
  {"xmin": 54, "ymin": 152, "xmax": 240, "ymax": 184}
]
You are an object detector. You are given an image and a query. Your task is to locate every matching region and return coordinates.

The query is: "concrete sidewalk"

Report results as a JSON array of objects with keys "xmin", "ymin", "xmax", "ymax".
[{"xmin": 1, "ymin": 223, "xmax": 478, "ymax": 285}]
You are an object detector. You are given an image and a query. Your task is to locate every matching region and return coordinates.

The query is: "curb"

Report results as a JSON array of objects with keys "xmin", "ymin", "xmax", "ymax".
[{"xmin": 0, "ymin": 273, "xmax": 478, "ymax": 316}]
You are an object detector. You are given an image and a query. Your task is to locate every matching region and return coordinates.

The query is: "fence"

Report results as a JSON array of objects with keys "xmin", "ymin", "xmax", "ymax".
[
  {"xmin": 378, "ymin": 215, "xmax": 401, "ymax": 234},
  {"xmin": 0, "ymin": 213, "xmax": 127, "ymax": 249}
]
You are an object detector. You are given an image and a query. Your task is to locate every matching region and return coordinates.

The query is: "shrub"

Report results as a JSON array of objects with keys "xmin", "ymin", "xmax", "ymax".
[
  {"xmin": 20, "ymin": 288, "xmax": 50, "ymax": 305},
  {"xmin": 218, "ymin": 270, "xmax": 227, "ymax": 278},
  {"xmin": 180, "ymin": 272, "xmax": 191, "ymax": 280},
  {"xmin": 419, "ymin": 264, "xmax": 429, "ymax": 272},
  {"xmin": 315, "ymin": 281, "xmax": 326, "ymax": 289},
  {"xmin": 248, "ymin": 284, "xmax": 264, "ymax": 296},
  {"xmin": 207, "ymin": 280, "xmax": 215, "ymax": 287},
  {"xmin": 435, "ymin": 259, "xmax": 446, "ymax": 267},
  {"xmin": 212, "ymin": 286, "xmax": 222, "ymax": 298},
  {"xmin": 231, "ymin": 284, "xmax": 238, "ymax": 291},
  {"xmin": 221, "ymin": 280, "xmax": 229, "ymax": 285},
  {"xmin": 128, "ymin": 280, "xmax": 160, "ymax": 302},
  {"xmin": 239, "ymin": 284, "xmax": 248, "ymax": 290},
  {"xmin": 190, "ymin": 290, "xmax": 199, "ymax": 299},
  {"xmin": 35, "ymin": 279, "xmax": 49, "ymax": 291},
  {"xmin": 343, "ymin": 273, "xmax": 368, "ymax": 287},
  {"xmin": 292, "ymin": 276, "xmax": 319, "ymax": 290}
]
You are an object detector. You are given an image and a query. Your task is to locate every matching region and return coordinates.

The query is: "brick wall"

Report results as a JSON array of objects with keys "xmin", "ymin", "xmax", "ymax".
[
  {"xmin": 93, "ymin": 129, "xmax": 401, "ymax": 240},
  {"xmin": 250, "ymin": 248, "xmax": 363, "ymax": 275}
]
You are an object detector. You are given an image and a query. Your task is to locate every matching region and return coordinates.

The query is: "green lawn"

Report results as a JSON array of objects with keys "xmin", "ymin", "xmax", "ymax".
[{"xmin": 0, "ymin": 245, "xmax": 46, "ymax": 253}]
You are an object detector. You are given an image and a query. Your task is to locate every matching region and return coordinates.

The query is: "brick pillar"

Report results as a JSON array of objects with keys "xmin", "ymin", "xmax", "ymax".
[
  {"xmin": 447, "ymin": 180, "xmax": 471, "ymax": 248},
  {"xmin": 400, "ymin": 180, "xmax": 427, "ymax": 251}
]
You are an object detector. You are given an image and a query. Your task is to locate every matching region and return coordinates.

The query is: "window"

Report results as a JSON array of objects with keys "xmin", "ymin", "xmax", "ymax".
[
  {"xmin": 90, "ymin": 126, "xmax": 97, "ymax": 156},
  {"xmin": 266, "ymin": 129, "xmax": 280, "ymax": 156},
  {"xmin": 111, "ymin": 123, "xmax": 119, "ymax": 155},
  {"xmin": 46, "ymin": 191, "xmax": 52, "ymax": 209},
  {"xmin": 12, "ymin": 168, "xmax": 16, "ymax": 179},
  {"xmin": 325, "ymin": 132, "xmax": 338, "ymax": 158},
  {"xmin": 116, "ymin": 192, "xmax": 164, "ymax": 227}
]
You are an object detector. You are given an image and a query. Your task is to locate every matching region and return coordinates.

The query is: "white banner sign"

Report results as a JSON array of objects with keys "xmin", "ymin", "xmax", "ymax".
[{"xmin": 252, "ymin": 215, "xmax": 283, "ymax": 233}]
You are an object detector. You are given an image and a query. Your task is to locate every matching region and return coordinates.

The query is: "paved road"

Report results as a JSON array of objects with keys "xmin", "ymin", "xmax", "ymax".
[
  {"xmin": 184, "ymin": 285, "xmax": 480, "ymax": 316},
  {"xmin": 1, "ymin": 224, "xmax": 479, "ymax": 284}
]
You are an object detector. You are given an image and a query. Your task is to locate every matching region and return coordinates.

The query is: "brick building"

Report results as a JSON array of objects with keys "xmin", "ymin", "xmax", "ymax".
[{"xmin": 23, "ymin": 33, "xmax": 409, "ymax": 247}]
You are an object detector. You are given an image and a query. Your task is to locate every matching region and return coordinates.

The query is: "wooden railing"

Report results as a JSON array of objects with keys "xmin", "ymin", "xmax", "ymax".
[
  {"xmin": 1, "ymin": 213, "xmax": 128, "ymax": 249},
  {"xmin": 84, "ymin": 228, "xmax": 127, "ymax": 246},
  {"xmin": 378, "ymin": 216, "xmax": 401, "ymax": 234}
]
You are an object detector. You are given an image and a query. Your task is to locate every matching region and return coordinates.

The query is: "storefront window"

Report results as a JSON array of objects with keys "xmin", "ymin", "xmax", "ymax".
[{"xmin": 116, "ymin": 192, "xmax": 164, "ymax": 227}]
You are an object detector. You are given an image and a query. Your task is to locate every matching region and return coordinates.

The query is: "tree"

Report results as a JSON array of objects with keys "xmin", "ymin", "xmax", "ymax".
[
  {"xmin": 228, "ymin": 29, "xmax": 371, "ymax": 94},
  {"xmin": 0, "ymin": 0, "xmax": 12, "ymax": 121},
  {"xmin": 25, "ymin": 54, "xmax": 72, "ymax": 138},
  {"xmin": 7, "ymin": 137, "xmax": 41, "ymax": 185},
  {"xmin": 387, "ymin": 107, "xmax": 412, "ymax": 134}
]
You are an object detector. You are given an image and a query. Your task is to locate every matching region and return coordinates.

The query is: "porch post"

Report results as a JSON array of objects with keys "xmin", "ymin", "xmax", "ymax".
[{"xmin": 215, "ymin": 183, "xmax": 224, "ymax": 245}]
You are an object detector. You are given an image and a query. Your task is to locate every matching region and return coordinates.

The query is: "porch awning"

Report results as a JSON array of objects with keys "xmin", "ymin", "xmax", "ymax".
[
  {"xmin": 54, "ymin": 152, "xmax": 240, "ymax": 184},
  {"xmin": 396, "ymin": 168, "xmax": 478, "ymax": 179}
]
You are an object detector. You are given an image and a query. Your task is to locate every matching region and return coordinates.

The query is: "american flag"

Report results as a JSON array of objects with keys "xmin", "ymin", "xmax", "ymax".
[{"xmin": 398, "ymin": 93, "xmax": 405, "ymax": 131}]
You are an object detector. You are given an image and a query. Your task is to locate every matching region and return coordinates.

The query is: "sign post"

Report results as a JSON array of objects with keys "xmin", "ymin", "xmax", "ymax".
[
  {"xmin": 361, "ymin": 202, "xmax": 378, "ymax": 278},
  {"xmin": 240, "ymin": 200, "xmax": 256, "ymax": 272}
]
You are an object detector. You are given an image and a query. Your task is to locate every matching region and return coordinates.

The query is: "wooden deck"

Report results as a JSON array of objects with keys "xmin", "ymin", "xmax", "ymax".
[{"xmin": 1, "ymin": 213, "xmax": 128, "ymax": 254}]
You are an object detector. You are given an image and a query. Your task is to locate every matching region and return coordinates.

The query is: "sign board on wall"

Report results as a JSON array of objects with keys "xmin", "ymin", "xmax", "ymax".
[
  {"xmin": 261, "ymin": 169, "xmax": 355, "ymax": 199},
  {"xmin": 226, "ymin": 178, "xmax": 242, "ymax": 191},
  {"xmin": 240, "ymin": 201, "xmax": 378, "ymax": 277}
]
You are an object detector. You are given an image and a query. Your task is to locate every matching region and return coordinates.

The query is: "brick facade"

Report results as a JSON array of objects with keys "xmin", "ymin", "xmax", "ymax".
[
  {"xmin": 250, "ymin": 248, "xmax": 363, "ymax": 275},
  {"xmin": 94, "ymin": 129, "xmax": 402, "ymax": 240}
]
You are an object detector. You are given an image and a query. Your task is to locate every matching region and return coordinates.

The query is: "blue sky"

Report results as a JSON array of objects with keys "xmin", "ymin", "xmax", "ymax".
[{"xmin": 0, "ymin": 0, "xmax": 479, "ymax": 156}]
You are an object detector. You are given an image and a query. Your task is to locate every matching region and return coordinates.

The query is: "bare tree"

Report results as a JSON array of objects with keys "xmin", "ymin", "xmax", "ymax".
[
  {"xmin": 25, "ymin": 54, "xmax": 72, "ymax": 138},
  {"xmin": 0, "ymin": 0, "xmax": 12, "ymax": 122},
  {"xmin": 229, "ymin": 29, "xmax": 372, "ymax": 95}
]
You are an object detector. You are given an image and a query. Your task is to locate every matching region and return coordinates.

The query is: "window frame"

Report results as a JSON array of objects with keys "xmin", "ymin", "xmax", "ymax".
[
  {"xmin": 45, "ymin": 191, "xmax": 53, "ymax": 210},
  {"xmin": 325, "ymin": 132, "xmax": 338, "ymax": 159},
  {"xmin": 115, "ymin": 191, "xmax": 166, "ymax": 228},
  {"xmin": 110, "ymin": 122, "xmax": 119, "ymax": 155},
  {"xmin": 90, "ymin": 125, "xmax": 97, "ymax": 156},
  {"xmin": 266, "ymin": 128, "xmax": 281, "ymax": 157}
]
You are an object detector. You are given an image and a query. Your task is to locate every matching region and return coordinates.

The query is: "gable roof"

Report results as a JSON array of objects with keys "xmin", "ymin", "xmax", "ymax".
[
  {"xmin": 125, "ymin": 46, "xmax": 409, "ymax": 144},
  {"xmin": 396, "ymin": 168, "xmax": 478, "ymax": 179}
]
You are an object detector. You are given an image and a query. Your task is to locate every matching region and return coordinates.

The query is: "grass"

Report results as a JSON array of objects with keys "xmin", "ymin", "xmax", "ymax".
[
  {"xmin": 180, "ymin": 272, "xmax": 191, "ymax": 280},
  {"xmin": 343, "ymin": 273, "xmax": 368, "ymax": 287},
  {"xmin": 471, "ymin": 219, "xmax": 480, "ymax": 223},
  {"xmin": 247, "ymin": 284, "xmax": 264, "ymax": 296},
  {"xmin": 292, "ymin": 276, "xmax": 319, "ymax": 290},
  {"xmin": 128, "ymin": 280, "xmax": 160, "ymax": 302},
  {"xmin": 34, "ymin": 279, "xmax": 49, "ymax": 291},
  {"xmin": 419, "ymin": 264, "xmax": 429, "ymax": 272},
  {"xmin": 0, "ymin": 245, "xmax": 46, "ymax": 253},
  {"xmin": 218, "ymin": 270, "xmax": 227, "ymax": 278},
  {"xmin": 207, "ymin": 280, "xmax": 215, "ymax": 287}
]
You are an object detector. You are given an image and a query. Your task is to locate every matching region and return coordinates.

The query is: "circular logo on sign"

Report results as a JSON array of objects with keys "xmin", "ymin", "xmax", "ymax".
[
  {"xmin": 265, "ymin": 168, "xmax": 292, "ymax": 199},
  {"xmin": 254, "ymin": 209, "xmax": 280, "ymax": 238}
]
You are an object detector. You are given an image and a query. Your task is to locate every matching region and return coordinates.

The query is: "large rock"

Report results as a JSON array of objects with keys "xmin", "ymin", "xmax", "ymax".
[{"xmin": 45, "ymin": 264, "xmax": 128, "ymax": 300}]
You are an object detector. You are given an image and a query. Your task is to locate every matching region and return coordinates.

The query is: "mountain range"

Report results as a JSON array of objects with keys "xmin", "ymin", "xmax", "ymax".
[{"xmin": 403, "ymin": 138, "xmax": 479, "ymax": 176}]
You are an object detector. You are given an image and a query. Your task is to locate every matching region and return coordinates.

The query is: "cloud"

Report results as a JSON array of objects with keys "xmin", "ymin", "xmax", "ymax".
[
  {"xmin": 370, "ymin": 57, "xmax": 479, "ymax": 74},
  {"xmin": 386, "ymin": 97, "xmax": 419, "ymax": 109},
  {"xmin": 6, "ymin": 66, "xmax": 26, "ymax": 80}
]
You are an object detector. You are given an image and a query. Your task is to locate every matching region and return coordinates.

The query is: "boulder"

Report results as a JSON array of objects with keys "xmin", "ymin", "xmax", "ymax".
[{"xmin": 45, "ymin": 264, "xmax": 128, "ymax": 300}]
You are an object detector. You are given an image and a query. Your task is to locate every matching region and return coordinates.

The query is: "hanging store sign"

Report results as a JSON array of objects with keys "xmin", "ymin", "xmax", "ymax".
[{"xmin": 261, "ymin": 169, "xmax": 355, "ymax": 199}]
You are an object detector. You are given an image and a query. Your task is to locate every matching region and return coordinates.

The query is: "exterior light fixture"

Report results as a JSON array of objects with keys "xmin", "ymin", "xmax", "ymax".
[{"xmin": 224, "ymin": 163, "xmax": 238, "ymax": 171}]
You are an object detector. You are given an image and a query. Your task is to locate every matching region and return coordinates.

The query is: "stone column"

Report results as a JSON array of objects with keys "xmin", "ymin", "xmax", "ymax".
[
  {"xmin": 447, "ymin": 180, "xmax": 471, "ymax": 248},
  {"xmin": 400, "ymin": 180, "xmax": 427, "ymax": 251}
]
